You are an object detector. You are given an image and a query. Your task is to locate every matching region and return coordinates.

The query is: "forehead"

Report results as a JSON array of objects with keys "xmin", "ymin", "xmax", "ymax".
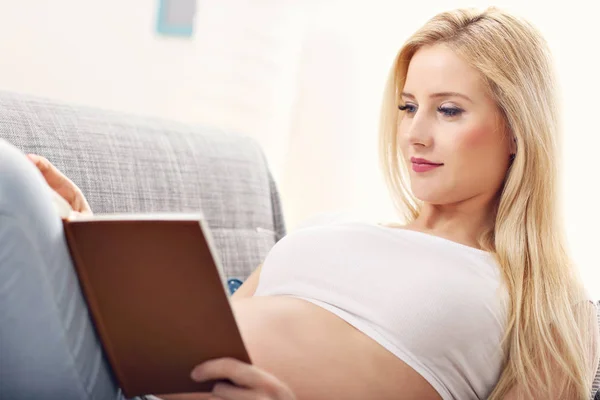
[{"xmin": 403, "ymin": 44, "xmax": 486, "ymax": 99}]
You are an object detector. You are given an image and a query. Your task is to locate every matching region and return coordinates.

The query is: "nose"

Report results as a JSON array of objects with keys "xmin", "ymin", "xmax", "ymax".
[{"xmin": 405, "ymin": 114, "xmax": 433, "ymax": 148}]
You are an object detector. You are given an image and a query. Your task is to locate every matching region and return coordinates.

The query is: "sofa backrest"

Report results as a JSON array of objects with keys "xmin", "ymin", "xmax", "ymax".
[
  {"xmin": 0, "ymin": 90, "xmax": 285, "ymax": 281},
  {"xmin": 593, "ymin": 302, "xmax": 600, "ymax": 399}
]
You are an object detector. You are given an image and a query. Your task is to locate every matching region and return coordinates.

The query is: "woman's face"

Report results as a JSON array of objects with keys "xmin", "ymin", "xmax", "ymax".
[{"xmin": 398, "ymin": 44, "xmax": 513, "ymax": 206}]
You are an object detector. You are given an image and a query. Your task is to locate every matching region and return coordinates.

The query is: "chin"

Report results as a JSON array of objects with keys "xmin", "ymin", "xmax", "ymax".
[{"xmin": 411, "ymin": 186, "xmax": 447, "ymax": 205}]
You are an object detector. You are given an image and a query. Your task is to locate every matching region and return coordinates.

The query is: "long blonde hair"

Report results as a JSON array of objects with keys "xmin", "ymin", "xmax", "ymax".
[{"xmin": 379, "ymin": 7, "xmax": 599, "ymax": 399}]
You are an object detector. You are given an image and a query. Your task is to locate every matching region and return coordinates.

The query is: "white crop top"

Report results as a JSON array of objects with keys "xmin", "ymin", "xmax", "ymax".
[{"xmin": 254, "ymin": 220, "xmax": 508, "ymax": 400}]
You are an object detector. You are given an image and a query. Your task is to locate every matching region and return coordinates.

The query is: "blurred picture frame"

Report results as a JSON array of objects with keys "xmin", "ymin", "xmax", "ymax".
[{"xmin": 156, "ymin": 0, "xmax": 196, "ymax": 37}]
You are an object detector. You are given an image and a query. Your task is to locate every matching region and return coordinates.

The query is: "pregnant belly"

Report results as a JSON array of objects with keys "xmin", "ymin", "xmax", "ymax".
[{"xmin": 231, "ymin": 296, "xmax": 442, "ymax": 400}]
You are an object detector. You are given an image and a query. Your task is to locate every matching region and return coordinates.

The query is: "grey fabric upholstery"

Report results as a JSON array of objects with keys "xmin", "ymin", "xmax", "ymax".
[
  {"xmin": 0, "ymin": 90, "xmax": 285, "ymax": 281},
  {"xmin": 593, "ymin": 302, "xmax": 600, "ymax": 399}
]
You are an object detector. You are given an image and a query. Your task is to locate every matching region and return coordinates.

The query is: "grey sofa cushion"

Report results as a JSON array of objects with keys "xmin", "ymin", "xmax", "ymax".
[
  {"xmin": 593, "ymin": 302, "xmax": 600, "ymax": 399},
  {"xmin": 0, "ymin": 90, "xmax": 285, "ymax": 281}
]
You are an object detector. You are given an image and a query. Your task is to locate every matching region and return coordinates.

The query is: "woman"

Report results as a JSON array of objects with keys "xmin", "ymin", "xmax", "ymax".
[{"xmin": 2, "ymin": 6, "xmax": 598, "ymax": 400}]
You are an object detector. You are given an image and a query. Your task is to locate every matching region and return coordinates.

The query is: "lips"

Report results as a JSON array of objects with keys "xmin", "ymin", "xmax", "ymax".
[
  {"xmin": 410, "ymin": 157, "xmax": 443, "ymax": 173},
  {"xmin": 411, "ymin": 157, "xmax": 442, "ymax": 165}
]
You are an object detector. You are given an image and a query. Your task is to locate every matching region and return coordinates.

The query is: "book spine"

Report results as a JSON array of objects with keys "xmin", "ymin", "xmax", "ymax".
[{"xmin": 62, "ymin": 221, "xmax": 131, "ymax": 393}]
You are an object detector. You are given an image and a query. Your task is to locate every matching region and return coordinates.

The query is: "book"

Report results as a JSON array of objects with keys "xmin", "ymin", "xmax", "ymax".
[{"xmin": 51, "ymin": 189, "xmax": 251, "ymax": 397}]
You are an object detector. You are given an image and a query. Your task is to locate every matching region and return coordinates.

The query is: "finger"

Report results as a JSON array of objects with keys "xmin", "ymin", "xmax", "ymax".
[
  {"xmin": 212, "ymin": 382, "xmax": 258, "ymax": 400},
  {"xmin": 192, "ymin": 359, "xmax": 293, "ymax": 399},
  {"xmin": 192, "ymin": 358, "xmax": 267, "ymax": 389},
  {"xmin": 27, "ymin": 154, "xmax": 69, "ymax": 189},
  {"xmin": 27, "ymin": 154, "xmax": 53, "ymax": 174},
  {"xmin": 27, "ymin": 154, "xmax": 87, "ymax": 209}
]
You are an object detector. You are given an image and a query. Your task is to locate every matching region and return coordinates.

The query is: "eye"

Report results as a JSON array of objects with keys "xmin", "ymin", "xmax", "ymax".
[
  {"xmin": 438, "ymin": 106, "xmax": 464, "ymax": 117},
  {"xmin": 398, "ymin": 104, "xmax": 417, "ymax": 114}
]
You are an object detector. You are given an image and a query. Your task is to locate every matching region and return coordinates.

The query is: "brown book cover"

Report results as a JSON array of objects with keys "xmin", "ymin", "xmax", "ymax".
[{"xmin": 61, "ymin": 213, "xmax": 251, "ymax": 398}]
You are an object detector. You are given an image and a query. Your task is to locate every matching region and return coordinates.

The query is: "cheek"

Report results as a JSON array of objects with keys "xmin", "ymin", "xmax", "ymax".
[
  {"xmin": 397, "ymin": 120, "xmax": 409, "ymax": 145},
  {"xmin": 458, "ymin": 125, "xmax": 489, "ymax": 149},
  {"xmin": 454, "ymin": 123, "xmax": 503, "ymax": 159},
  {"xmin": 452, "ymin": 123, "xmax": 510, "ymax": 189}
]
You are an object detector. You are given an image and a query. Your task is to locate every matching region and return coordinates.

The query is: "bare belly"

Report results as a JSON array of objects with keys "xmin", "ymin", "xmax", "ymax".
[{"xmin": 231, "ymin": 296, "xmax": 442, "ymax": 400}]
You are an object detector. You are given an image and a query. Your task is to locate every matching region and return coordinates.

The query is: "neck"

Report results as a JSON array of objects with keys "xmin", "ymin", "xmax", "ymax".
[{"xmin": 406, "ymin": 195, "xmax": 497, "ymax": 249}]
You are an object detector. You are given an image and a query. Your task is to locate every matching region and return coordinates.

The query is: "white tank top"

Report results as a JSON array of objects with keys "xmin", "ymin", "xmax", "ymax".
[{"xmin": 254, "ymin": 219, "xmax": 508, "ymax": 400}]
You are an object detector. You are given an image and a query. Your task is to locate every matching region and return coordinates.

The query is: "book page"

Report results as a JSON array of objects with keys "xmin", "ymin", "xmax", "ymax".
[{"xmin": 68, "ymin": 213, "xmax": 205, "ymax": 222}]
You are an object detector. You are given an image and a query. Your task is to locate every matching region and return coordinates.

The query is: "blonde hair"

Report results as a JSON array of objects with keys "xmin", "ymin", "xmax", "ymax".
[{"xmin": 379, "ymin": 7, "xmax": 599, "ymax": 399}]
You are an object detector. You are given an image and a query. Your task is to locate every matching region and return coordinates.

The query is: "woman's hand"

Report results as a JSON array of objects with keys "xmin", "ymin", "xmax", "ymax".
[
  {"xmin": 191, "ymin": 358, "xmax": 296, "ymax": 400},
  {"xmin": 27, "ymin": 154, "xmax": 92, "ymax": 214}
]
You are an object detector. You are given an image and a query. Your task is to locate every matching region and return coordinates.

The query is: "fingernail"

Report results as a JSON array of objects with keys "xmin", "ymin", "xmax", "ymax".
[{"xmin": 190, "ymin": 366, "xmax": 204, "ymax": 381}]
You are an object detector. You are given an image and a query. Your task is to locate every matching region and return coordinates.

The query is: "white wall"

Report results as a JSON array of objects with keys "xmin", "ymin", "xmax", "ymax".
[
  {"xmin": 0, "ymin": 0, "xmax": 308, "ymax": 182},
  {"xmin": 1, "ymin": 0, "xmax": 599, "ymax": 297},
  {"xmin": 286, "ymin": 0, "xmax": 600, "ymax": 298}
]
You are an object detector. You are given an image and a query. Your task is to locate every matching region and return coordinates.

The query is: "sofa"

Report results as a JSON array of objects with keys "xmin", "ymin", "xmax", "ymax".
[
  {"xmin": 0, "ymin": 90, "xmax": 599, "ymax": 399},
  {"xmin": 0, "ymin": 90, "xmax": 285, "ymax": 287}
]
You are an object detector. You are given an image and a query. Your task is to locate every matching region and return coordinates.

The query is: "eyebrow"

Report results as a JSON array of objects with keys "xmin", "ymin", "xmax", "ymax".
[{"xmin": 401, "ymin": 91, "xmax": 474, "ymax": 103}]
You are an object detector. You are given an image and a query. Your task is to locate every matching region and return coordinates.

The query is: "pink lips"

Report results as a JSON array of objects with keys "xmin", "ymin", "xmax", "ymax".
[{"xmin": 411, "ymin": 157, "xmax": 443, "ymax": 173}]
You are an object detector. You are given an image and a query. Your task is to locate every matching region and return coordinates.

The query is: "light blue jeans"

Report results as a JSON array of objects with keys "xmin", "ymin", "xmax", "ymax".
[{"xmin": 0, "ymin": 140, "xmax": 127, "ymax": 399}]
